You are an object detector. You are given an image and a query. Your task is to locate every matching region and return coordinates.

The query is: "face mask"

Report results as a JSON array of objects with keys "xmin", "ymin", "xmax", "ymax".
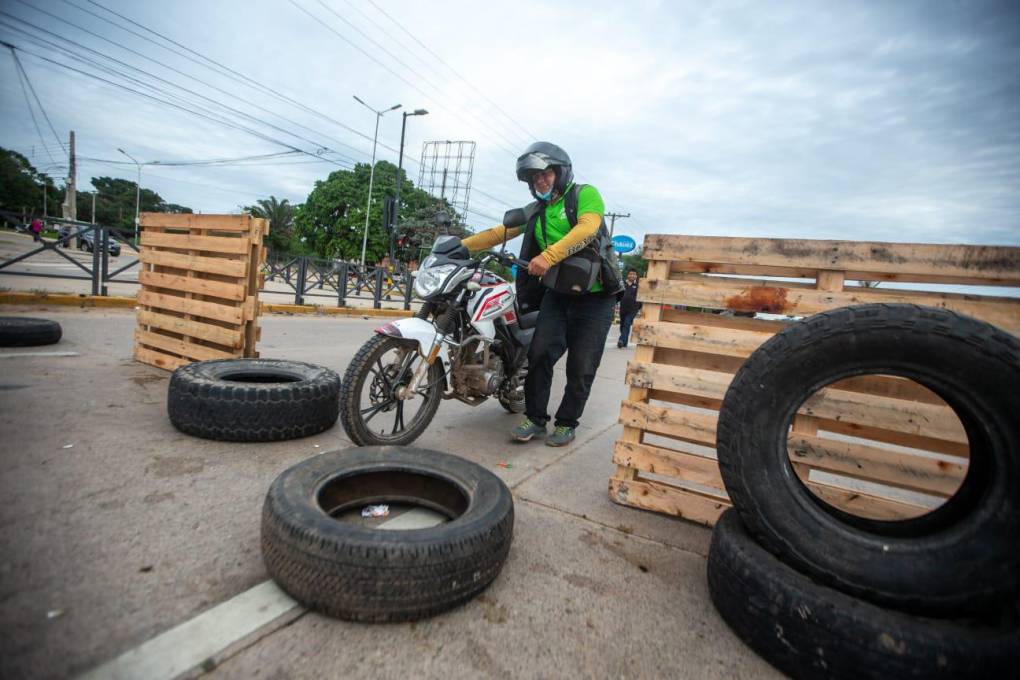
[{"xmin": 535, "ymin": 189, "xmax": 552, "ymax": 201}]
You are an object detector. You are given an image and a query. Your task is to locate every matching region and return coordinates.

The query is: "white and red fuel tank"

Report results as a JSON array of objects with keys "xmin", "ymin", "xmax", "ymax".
[{"xmin": 466, "ymin": 276, "xmax": 516, "ymax": 339}]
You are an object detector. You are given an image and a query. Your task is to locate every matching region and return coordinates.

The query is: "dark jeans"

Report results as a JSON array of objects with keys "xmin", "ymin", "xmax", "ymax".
[
  {"xmin": 618, "ymin": 310, "xmax": 638, "ymax": 346},
  {"xmin": 525, "ymin": 291, "xmax": 615, "ymax": 429}
]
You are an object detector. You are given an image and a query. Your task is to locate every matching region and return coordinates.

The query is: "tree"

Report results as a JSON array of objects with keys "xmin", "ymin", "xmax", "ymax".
[
  {"xmin": 242, "ymin": 195, "xmax": 296, "ymax": 254},
  {"xmin": 87, "ymin": 176, "xmax": 191, "ymax": 232},
  {"xmin": 293, "ymin": 161, "xmax": 467, "ymax": 264},
  {"xmin": 619, "ymin": 248, "xmax": 648, "ymax": 277},
  {"xmin": 0, "ymin": 147, "xmax": 64, "ymax": 218}
]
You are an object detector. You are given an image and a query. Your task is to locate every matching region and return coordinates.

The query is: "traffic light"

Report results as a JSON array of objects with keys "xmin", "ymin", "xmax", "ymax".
[{"xmin": 383, "ymin": 197, "xmax": 397, "ymax": 232}]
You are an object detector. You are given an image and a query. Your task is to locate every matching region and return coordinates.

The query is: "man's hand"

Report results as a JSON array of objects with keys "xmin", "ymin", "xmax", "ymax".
[{"xmin": 528, "ymin": 254, "xmax": 551, "ymax": 276}]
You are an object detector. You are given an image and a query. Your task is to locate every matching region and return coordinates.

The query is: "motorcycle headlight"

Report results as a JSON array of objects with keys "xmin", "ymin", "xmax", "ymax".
[{"xmin": 414, "ymin": 263, "xmax": 458, "ymax": 298}]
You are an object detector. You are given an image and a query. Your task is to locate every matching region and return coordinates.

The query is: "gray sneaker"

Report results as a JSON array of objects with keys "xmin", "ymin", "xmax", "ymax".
[
  {"xmin": 546, "ymin": 425, "xmax": 576, "ymax": 447},
  {"xmin": 510, "ymin": 417, "xmax": 546, "ymax": 442}
]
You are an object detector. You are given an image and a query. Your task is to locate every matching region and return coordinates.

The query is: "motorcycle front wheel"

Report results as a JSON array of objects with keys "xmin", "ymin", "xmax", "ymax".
[{"xmin": 339, "ymin": 334, "xmax": 444, "ymax": 446}]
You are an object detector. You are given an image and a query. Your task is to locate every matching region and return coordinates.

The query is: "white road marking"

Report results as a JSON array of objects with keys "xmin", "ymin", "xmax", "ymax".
[
  {"xmin": 0, "ymin": 351, "xmax": 80, "ymax": 359},
  {"xmin": 78, "ymin": 506, "xmax": 443, "ymax": 679}
]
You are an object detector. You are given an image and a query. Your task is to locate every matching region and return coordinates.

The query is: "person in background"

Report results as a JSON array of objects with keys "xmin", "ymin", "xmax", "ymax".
[
  {"xmin": 617, "ymin": 268, "xmax": 642, "ymax": 348},
  {"xmin": 30, "ymin": 217, "xmax": 43, "ymax": 242}
]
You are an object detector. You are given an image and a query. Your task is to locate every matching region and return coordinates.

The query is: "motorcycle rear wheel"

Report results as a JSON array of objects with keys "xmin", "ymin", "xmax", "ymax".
[{"xmin": 340, "ymin": 334, "xmax": 444, "ymax": 446}]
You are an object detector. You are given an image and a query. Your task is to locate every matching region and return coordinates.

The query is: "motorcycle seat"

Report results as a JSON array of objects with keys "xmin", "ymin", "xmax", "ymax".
[{"xmin": 518, "ymin": 311, "xmax": 539, "ymax": 330}]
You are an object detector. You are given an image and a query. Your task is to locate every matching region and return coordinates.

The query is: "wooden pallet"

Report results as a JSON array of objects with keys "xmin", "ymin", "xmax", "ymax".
[
  {"xmin": 133, "ymin": 213, "xmax": 269, "ymax": 371},
  {"xmin": 610, "ymin": 236, "xmax": 1020, "ymax": 527}
]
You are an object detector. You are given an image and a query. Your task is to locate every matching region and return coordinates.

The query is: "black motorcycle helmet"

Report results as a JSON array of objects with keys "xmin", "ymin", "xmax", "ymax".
[{"xmin": 516, "ymin": 142, "xmax": 574, "ymax": 200}]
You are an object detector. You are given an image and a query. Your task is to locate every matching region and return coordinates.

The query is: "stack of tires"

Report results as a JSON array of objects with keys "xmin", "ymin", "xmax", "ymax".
[{"xmin": 708, "ymin": 304, "xmax": 1020, "ymax": 678}]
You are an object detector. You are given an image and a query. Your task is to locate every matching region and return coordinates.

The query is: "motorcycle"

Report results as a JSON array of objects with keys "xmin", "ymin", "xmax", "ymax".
[{"xmin": 339, "ymin": 208, "xmax": 536, "ymax": 446}]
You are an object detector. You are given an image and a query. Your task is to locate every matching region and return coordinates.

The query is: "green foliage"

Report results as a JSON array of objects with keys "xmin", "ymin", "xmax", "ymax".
[
  {"xmin": 88, "ymin": 176, "xmax": 191, "ymax": 231},
  {"xmin": 0, "ymin": 148, "xmax": 192, "ymax": 232},
  {"xmin": 0, "ymin": 147, "xmax": 63, "ymax": 217},
  {"xmin": 242, "ymin": 195, "xmax": 299, "ymax": 254},
  {"xmin": 293, "ymin": 161, "xmax": 469, "ymax": 264},
  {"xmin": 619, "ymin": 248, "xmax": 648, "ymax": 277}
]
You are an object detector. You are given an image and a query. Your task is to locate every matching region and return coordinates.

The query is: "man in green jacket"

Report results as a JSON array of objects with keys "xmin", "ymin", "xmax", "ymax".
[{"xmin": 462, "ymin": 142, "xmax": 617, "ymax": 446}]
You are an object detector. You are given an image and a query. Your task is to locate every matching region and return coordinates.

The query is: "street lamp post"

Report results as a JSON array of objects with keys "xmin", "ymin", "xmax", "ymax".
[
  {"xmin": 393, "ymin": 108, "xmax": 428, "ymax": 261},
  {"xmin": 352, "ymin": 96, "xmax": 401, "ymax": 267},
  {"xmin": 117, "ymin": 148, "xmax": 142, "ymax": 243}
]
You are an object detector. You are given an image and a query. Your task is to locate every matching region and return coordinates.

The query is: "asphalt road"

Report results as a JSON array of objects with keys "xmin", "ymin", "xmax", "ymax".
[{"xmin": 0, "ymin": 307, "xmax": 777, "ymax": 679}]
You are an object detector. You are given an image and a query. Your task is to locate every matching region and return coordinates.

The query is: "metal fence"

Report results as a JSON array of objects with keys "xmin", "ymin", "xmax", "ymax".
[
  {"xmin": 0, "ymin": 212, "xmax": 421, "ymax": 311},
  {"xmin": 0, "ymin": 213, "xmax": 140, "ymax": 296},
  {"xmin": 263, "ymin": 253, "xmax": 417, "ymax": 310}
]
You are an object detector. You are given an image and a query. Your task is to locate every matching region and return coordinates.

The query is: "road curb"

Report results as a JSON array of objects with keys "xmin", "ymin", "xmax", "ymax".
[
  {"xmin": 0, "ymin": 292, "xmax": 138, "ymax": 308},
  {"xmin": 0, "ymin": 291, "xmax": 414, "ymax": 318}
]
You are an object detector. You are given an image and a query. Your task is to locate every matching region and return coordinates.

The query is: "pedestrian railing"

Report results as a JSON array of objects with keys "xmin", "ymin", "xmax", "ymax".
[
  {"xmin": 0, "ymin": 212, "xmax": 139, "ymax": 296},
  {"xmin": 262, "ymin": 253, "xmax": 416, "ymax": 310}
]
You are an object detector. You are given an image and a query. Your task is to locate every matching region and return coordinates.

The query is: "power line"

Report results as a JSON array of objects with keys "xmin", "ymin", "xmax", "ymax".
[
  {"xmin": 312, "ymin": 0, "xmax": 526, "ymax": 153},
  {"xmin": 81, "ymin": 0, "xmax": 406, "ymax": 159},
  {"xmin": 5, "ymin": 44, "xmax": 56, "ymax": 163},
  {"xmin": 7, "ymin": 44, "xmax": 65, "ymax": 152},
  {"xmin": 8, "ymin": 2, "xmax": 368, "ymax": 165},
  {"xmin": 289, "ymin": 0, "xmax": 522, "ymax": 160},
  {"xmin": 364, "ymin": 0, "xmax": 538, "ymax": 145}
]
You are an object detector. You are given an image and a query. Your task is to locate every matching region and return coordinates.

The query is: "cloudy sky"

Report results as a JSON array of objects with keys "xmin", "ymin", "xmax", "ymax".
[{"xmin": 1, "ymin": 0, "xmax": 1018, "ymax": 247}]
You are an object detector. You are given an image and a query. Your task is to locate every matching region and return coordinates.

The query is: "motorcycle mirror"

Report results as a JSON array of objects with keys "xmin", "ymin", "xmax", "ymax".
[
  {"xmin": 434, "ymin": 210, "xmax": 452, "ymax": 235},
  {"xmin": 502, "ymin": 208, "xmax": 527, "ymax": 229}
]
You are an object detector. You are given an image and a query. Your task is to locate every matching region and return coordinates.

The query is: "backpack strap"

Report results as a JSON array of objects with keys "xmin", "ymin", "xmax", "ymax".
[{"xmin": 565, "ymin": 183, "xmax": 583, "ymax": 227}]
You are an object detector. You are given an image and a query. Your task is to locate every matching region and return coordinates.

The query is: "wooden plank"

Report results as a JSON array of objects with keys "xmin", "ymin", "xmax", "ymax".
[
  {"xmin": 632, "ymin": 319, "xmax": 773, "ymax": 358},
  {"xmin": 134, "ymin": 329, "xmax": 238, "ymax": 362},
  {"xmin": 614, "ymin": 261, "xmax": 670, "ymax": 483},
  {"xmin": 638, "ymin": 274, "xmax": 1020, "ymax": 336},
  {"xmin": 619, "ymin": 400, "xmax": 717, "ymax": 447},
  {"xmin": 788, "ymin": 433, "xmax": 966, "ymax": 496},
  {"xmin": 134, "ymin": 346, "xmax": 190, "ymax": 372},
  {"xmin": 627, "ymin": 362, "xmax": 967, "ymax": 443},
  {"xmin": 138, "ymin": 290, "xmax": 244, "ymax": 325},
  {"xmin": 807, "ymin": 482, "xmax": 932, "ymax": 521},
  {"xmin": 140, "ymin": 249, "xmax": 248, "ymax": 278},
  {"xmin": 608, "ymin": 477, "xmax": 728, "ymax": 528},
  {"xmin": 140, "ymin": 213, "xmax": 252, "ymax": 232},
  {"xmin": 139, "ymin": 270, "xmax": 246, "ymax": 301},
  {"xmin": 141, "ymin": 231, "xmax": 250, "ymax": 254},
  {"xmin": 137, "ymin": 310, "xmax": 242, "ymax": 348},
  {"xmin": 643, "ymin": 235, "xmax": 1020, "ymax": 284},
  {"xmin": 668, "ymin": 259, "xmax": 1020, "ymax": 287},
  {"xmin": 612, "ymin": 440, "xmax": 724, "ymax": 488}
]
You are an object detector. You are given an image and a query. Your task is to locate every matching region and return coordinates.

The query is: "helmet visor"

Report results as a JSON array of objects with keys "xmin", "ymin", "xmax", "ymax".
[{"xmin": 516, "ymin": 153, "xmax": 551, "ymax": 182}]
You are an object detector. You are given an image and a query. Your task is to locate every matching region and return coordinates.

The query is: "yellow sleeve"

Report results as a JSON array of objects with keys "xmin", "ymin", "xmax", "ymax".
[
  {"xmin": 541, "ymin": 212, "xmax": 601, "ymax": 265},
  {"xmin": 461, "ymin": 225, "xmax": 523, "ymax": 253}
]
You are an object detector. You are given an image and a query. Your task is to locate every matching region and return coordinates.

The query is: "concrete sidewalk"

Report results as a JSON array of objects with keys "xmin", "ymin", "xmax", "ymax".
[{"xmin": 0, "ymin": 308, "xmax": 776, "ymax": 679}]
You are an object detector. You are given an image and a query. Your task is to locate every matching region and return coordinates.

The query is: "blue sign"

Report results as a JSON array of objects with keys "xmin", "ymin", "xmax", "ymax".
[{"xmin": 612, "ymin": 234, "xmax": 637, "ymax": 254}]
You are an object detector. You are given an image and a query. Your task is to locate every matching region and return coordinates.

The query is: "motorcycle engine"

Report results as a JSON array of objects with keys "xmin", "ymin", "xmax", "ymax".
[{"xmin": 452, "ymin": 342, "xmax": 504, "ymax": 398}]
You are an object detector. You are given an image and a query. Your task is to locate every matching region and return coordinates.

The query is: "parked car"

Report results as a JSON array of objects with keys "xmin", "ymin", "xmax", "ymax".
[{"xmin": 79, "ymin": 230, "xmax": 121, "ymax": 256}]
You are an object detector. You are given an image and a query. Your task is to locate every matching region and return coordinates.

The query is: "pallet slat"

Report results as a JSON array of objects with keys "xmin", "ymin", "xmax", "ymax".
[
  {"xmin": 134, "ymin": 329, "xmax": 238, "ymax": 362},
  {"xmin": 140, "ymin": 231, "xmax": 251, "ymax": 254},
  {"xmin": 140, "ymin": 249, "xmax": 248, "ymax": 277},
  {"xmin": 643, "ymin": 235, "xmax": 1020, "ymax": 284},
  {"xmin": 639, "ymin": 275, "xmax": 1020, "ymax": 336},
  {"xmin": 138, "ymin": 290, "xmax": 244, "ymax": 324},
  {"xmin": 140, "ymin": 213, "xmax": 253, "ymax": 232},
  {"xmin": 139, "ymin": 270, "xmax": 246, "ymax": 301},
  {"xmin": 138, "ymin": 310, "xmax": 242, "ymax": 349}
]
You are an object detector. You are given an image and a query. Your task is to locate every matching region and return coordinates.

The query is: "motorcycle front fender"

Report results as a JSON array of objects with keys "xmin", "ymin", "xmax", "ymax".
[{"xmin": 376, "ymin": 317, "xmax": 451, "ymax": 369}]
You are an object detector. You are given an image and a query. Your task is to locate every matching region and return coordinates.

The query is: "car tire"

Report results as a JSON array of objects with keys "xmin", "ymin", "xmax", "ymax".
[
  {"xmin": 168, "ymin": 358, "xmax": 340, "ymax": 442},
  {"xmin": 0, "ymin": 317, "xmax": 62, "ymax": 347},
  {"xmin": 708, "ymin": 510, "xmax": 1020, "ymax": 680},
  {"xmin": 261, "ymin": 446, "xmax": 514, "ymax": 622},
  {"xmin": 716, "ymin": 304, "xmax": 1020, "ymax": 615}
]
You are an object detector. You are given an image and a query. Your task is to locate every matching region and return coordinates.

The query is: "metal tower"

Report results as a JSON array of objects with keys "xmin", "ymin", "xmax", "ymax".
[{"xmin": 417, "ymin": 141, "xmax": 476, "ymax": 219}]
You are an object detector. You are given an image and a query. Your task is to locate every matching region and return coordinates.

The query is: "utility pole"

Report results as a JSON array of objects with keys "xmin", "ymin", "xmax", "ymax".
[
  {"xmin": 91, "ymin": 192, "xmax": 96, "ymax": 223},
  {"xmin": 393, "ymin": 108, "xmax": 428, "ymax": 262},
  {"xmin": 353, "ymin": 96, "xmax": 401, "ymax": 267},
  {"xmin": 605, "ymin": 211, "xmax": 630, "ymax": 237},
  {"xmin": 118, "ymin": 148, "xmax": 142, "ymax": 244},
  {"xmin": 62, "ymin": 130, "xmax": 77, "ymax": 221}
]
